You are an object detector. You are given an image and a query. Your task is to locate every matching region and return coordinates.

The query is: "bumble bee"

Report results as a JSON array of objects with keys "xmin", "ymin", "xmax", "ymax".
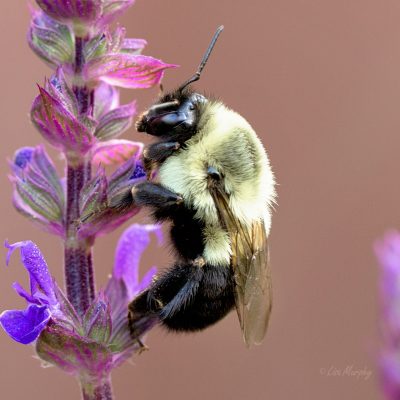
[{"xmin": 120, "ymin": 26, "xmax": 276, "ymax": 346}]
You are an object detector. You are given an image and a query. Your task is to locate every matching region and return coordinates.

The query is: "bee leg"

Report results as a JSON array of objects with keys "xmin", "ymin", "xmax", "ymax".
[
  {"xmin": 143, "ymin": 141, "xmax": 180, "ymax": 164},
  {"xmin": 158, "ymin": 265, "xmax": 204, "ymax": 320},
  {"xmin": 128, "ymin": 263, "xmax": 203, "ymax": 334},
  {"xmin": 143, "ymin": 142, "xmax": 180, "ymax": 178},
  {"xmin": 128, "ymin": 289, "xmax": 160, "ymax": 340},
  {"xmin": 136, "ymin": 338, "xmax": 149, "ymax": 354},
  {"xmin": 192, "ymin": 256, "xmax": 205, "ymax": 268},
  {"xmin": 131, "ymin": 181, "xmax": 183, "ymax": 209},
  {"xmin": 109, "ymin": 181, "xmax": 182, "ymax": 212}
]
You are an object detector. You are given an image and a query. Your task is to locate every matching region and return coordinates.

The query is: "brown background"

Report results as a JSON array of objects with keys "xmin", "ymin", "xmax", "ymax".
[{"xmin": 0, "ymin": 0, "xmax": 397, "ymax": 399}]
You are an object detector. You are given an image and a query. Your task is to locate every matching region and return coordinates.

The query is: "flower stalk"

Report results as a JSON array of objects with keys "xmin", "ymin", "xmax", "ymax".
[
  {"xmin": 80, "ymin": 378, "xmax": 113, "ymax": 400},
  {"xmin": 1, "ymin": 1, "xmax": 176, "ymax": 398},
  {"xmin": 65, "ymin": 162, "xmax": 95, "ymax": 316},
  {"xmin": 64, "ymin": 36, "xmax": 95, "ymax": 317}
]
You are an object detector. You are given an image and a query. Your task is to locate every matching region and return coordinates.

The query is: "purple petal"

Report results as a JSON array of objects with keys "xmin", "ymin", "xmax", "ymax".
[
  {"xmin": 79, "ymin": 167, "xmax": 108, "ymax": 218},
  {"xmin": 113, "ymin": 224, "xmax": 163, "ymax": 298},
  {"xmin": 94, "ymin": 101, "xmax": 136, "ymax": 140},
  {"xmin": 94, "ymin": 83, "xmax": 120, "ymax": 119},
  {"xmin": 108, "ymin": 157, "xmax": 136, "ymax": 192},
  {"xmin": 28, "ymin": 11, "xmax": 74, "ymax": 67},
  {"xmin": 0, "ymin": 304, "xmax": 51, "ymax": 344},
  {"xmin": 11, "ymin": 190, "xmax": 64, "ymax": 237},
  {"xmin": 85, "ymin": 54, "xmax": 178, "ymax": 89},
  {"xmin": 136, "ymin": 267, "xmax": 157, "ymax": 294},
  {"xmin": 14, "ymin": 147, "xmax": 34, "ymax": 169},
  {"xmin": 36, "ymin": 0, "xmax": 101, "ymax": 23},
  {"xmin": 11, "ymin": 145, "xmax": 64, "ymax": 216},
  {"xmin": 106, "ymin": 26, "xmax": 126, "ymax": 54},
  {"xmin": 13, "ymin": 175, "xmax": 62, "ymax": 222},
  {"xmin": 31, "ymin": 86, "xmax": 95, "ymax": 155},
  {"xmin": 381, "ymin": 352, "xmax": 400, "ymax": 399},
  {"xmin": 5, "ymin": 241, "xmax": 57, "ymax": 306},
  {"xmin": 98, "ymin": 0, "xmax": 135, "ymax": 28},
  {"xmin": 12, "ymin": 282, "xmax": 40, "ymax": 305},
  {"xmin": 78, "ymin": 206, "xmax": 140, "ymax": 239},
  {"xmin": 92, "ymin": 140, "xmax": 143, "ymax": 166},
  {"xmin": 121, "ymin": 38, "xmax": 147, "ymax": 54},
  {"xmin": 47, "ymin": 68, "xmax": 79, "ymax": 116},
  {"xmin": 131, "ymin": 162, "xmax": 146, "ymax": 179},
  {"xmin": 375, "ymin": 231, "xmax": 400, "ymax": 304}
]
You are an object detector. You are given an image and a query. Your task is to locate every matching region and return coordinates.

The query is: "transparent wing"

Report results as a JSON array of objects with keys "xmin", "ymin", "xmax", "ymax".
[{"xmin": 209, "ymin": 183, "xmax": 272, "ymax": 346}]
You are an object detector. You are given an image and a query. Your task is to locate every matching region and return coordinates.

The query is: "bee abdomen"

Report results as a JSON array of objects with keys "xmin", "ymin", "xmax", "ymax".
[{"xmin": 128, "ymin": 262, "xmax": 235, "ymax": 334}]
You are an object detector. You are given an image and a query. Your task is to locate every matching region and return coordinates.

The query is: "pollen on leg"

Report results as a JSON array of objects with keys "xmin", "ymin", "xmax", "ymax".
[
  {"xmin": 193, "ymin": 256, "xmax": 206, "ymax": 268},
  {"xmin": 131, "ymin": 186, "xmax": 138, "ymax": 198},
  {"xmin": 155, "ymin": 299, "xmax": 164, "ymax": 308},
  {"xmin": 136, "ymin": 339, "xmax": 149, "ymax": 355}
]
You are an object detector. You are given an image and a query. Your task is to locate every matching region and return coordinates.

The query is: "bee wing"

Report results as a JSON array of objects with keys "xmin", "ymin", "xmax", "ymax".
[{"xmin": 210, "ymin": 183, "xmax": 272, "ymax": 346}]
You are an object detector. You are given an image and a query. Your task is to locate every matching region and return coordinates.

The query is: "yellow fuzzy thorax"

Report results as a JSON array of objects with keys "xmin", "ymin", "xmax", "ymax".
[{"xmin": 158, "ymin": 101, "xmax": 275, "ymax": 266}]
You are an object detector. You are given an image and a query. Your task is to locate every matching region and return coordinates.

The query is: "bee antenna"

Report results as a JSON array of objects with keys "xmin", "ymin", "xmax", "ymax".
[{"xmin": 178, "ymin": 25, "xmax": 224, "ymax": 92}]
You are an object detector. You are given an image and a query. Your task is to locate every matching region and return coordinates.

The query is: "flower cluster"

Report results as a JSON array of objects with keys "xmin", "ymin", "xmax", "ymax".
[
  {"xmin": 2, "ymin": 1, "xmax": 176, "ymax": 397},
  {"xmin": 0, "ymin": 224, "xmax": 162, "ymax": 376},
  {"xmin": 17, "ymin": 1, "xmax": 177, "ymax": 239}
]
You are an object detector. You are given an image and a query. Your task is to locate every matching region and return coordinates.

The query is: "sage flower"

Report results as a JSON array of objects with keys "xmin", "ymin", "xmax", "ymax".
[
  {"xmin": 1, "ymin": 224, "xmax": 162, "ymax": 373},
  {"xmin": 35, "ymin": 0, "xmax": 136, "ymax": 36},
  {"xmin": 4, "ymin": 0, "xmax": 177, "ymax": 397}
]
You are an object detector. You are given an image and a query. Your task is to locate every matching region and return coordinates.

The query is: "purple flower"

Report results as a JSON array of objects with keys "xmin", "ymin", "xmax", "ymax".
[
  {"xmin": 94, "ymin": 83, "xmax": 119, "ymax": 120},
  {"xmin": 10, "ymin": 145, "xmax": 65, "ymax": 237},
  {"xmin": 85, "ymin": 54, "xmax": 178, "ymax": 89},
  {"xmin": 109, "ymin": 224, "xmax": 162, "ymax": 301},
  {"xmin": 36, "ymin": 0, "xmax": 102, "ymax": 23},
  {"xmin": 375, "ymin": 231, "xmax": 400, "ymax": 340},
  {"xmin": 28, "ymin": 10, "xmax": 74, "ymax": 68},
  {"xmin": 375, "ymin": 231, "xmax": 400, "ymax": 399},
  {"xmin": 105, "ymin": 224, "xmax": 162, "ymax": 365},
  {"xmin": 78, "ymin": 156, "xmax": 146, "ymax": 238},
  {"xmin": 36, "ymin": 0, "xmax": 136, "ymax": 36},
  {"xmin": 92, "ymin": 140, "xmax": 143, "ymax": 166},
  {"xmin": 1, "ymin": 225, "xmax": 161, "ymax": 373},
  {"xmin": 0, "ymin": 241, "xmax": 59, "ymax": 344},
  {"xmin": 31, "ymin": 83, "xmax": 96, "ymax": 156}
]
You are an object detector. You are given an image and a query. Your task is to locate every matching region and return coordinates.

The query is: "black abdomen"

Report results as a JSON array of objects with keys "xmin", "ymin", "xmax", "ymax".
[
  {"xmin": 129, "ymin": 262, "xmax": 235, "ymax": 334},
  {"xmin": 154, "ymin": 203, "xmax": 206, "ymax": 262},
  {"xmin": 161, "ymin": 263, "xmax": 235, "ymax": 332}
]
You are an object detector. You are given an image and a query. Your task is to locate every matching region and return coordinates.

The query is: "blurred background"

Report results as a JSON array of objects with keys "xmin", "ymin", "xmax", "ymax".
[{"xmin": 1, "ymin": 0, "xmax": 399, "ymax": 399}]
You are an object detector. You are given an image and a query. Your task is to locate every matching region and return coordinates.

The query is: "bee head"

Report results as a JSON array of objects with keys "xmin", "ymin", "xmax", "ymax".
[
  {"xmin": 136, "ymin": 89, "xmax": 207, "ymax": 139},
  {"xmin": 136, "ymin": 26, "xmax": 224, "ymax": 140}
]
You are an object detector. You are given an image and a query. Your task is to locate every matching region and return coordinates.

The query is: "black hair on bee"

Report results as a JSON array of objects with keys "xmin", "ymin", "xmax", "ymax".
[{"xmin": 117, "ymin": 26, "xmax": 276, "ymax": 347}]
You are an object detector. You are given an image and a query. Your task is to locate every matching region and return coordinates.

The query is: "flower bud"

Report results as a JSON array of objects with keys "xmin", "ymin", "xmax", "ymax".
[
  {"xmin": 28, "ymin": 11, "xmax": 74, "ymax": 68},
  {"xmin": 31, "ymin": 85, "xmax": 96, "ymax": 156},
  {"xmin": 36, "ymin": 0, "xmax": 102, "ymax": 36},
  {"xmin": 83, "ymin": 298, "xmax": 112, "ymax": 343},
  {"xmin": 11, "ymin": 146, "xmax": 64, "ymax": 235},
  {"xmin": 35, "ymin": 0, "xmax": 136, "ymax": 36},
  {"xmin": 94, "ymin": 101, "xmax": 136, "ymax": 141},
  {"xmin": 36, "ymin": 321, "xmax": 113, "ymax": 377}
]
